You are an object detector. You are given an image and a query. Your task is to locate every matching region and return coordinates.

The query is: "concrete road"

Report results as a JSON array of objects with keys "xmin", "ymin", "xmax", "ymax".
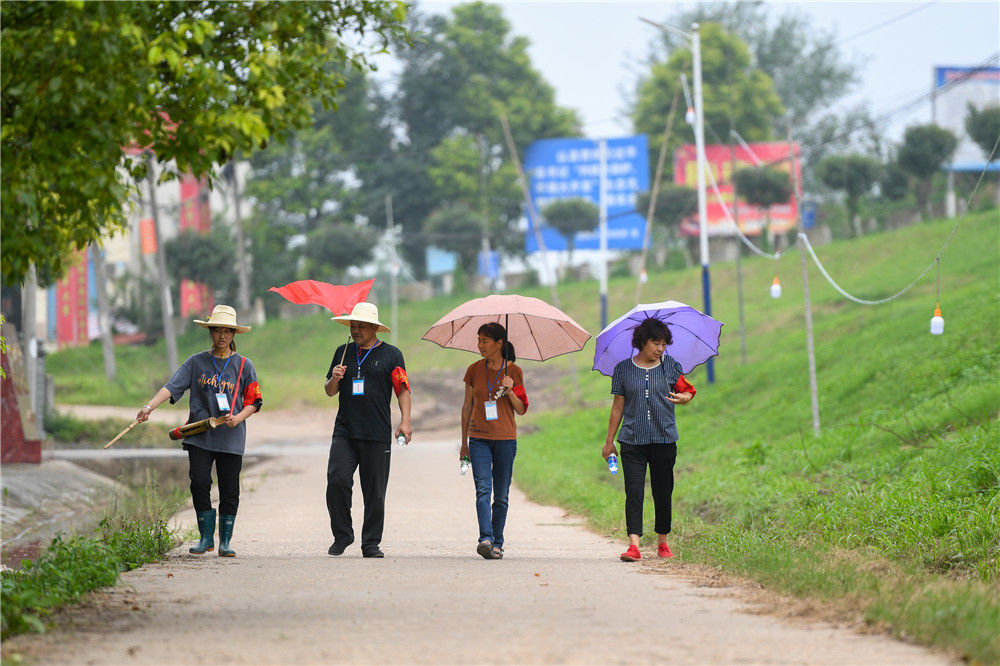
[{"xmin": 3, "ymin": 430, "xmax": 952, "ymax": 665}]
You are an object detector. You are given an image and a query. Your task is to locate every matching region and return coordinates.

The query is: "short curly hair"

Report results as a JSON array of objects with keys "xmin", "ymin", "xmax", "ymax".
[{"xmin": 632, "ymin": 317, "xmax": 672, "ymax": 350}]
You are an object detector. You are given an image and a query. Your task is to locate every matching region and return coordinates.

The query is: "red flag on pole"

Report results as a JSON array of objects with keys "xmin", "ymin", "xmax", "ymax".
[{"xmin": 268, "ymin": 279, "xmax": 375, "ymax": 314}]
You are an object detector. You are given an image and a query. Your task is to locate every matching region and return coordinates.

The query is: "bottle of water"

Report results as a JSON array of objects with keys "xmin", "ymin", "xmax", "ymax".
[
  {"xmin": 396, "ymin": 433, "xmax": 407, "ymax": 446},
  {"xmin": 607, "ymin": 453, "xmax": 618, "ymax": 475},
  {"xmin": 460, "ymin": 456, "xmax": 471, "ymax": 475}
]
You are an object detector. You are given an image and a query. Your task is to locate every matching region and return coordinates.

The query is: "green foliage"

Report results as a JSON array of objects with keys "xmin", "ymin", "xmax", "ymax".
[
  {"xmin": 632, "ymin": 22, "xmax": 784, "ymax": 157},
  {"xmin": 45, "ymin": 410, "xmax": 165, "ymax": 448},
  {"xmin": 964, "ymin": 104, "xmax": 1000, "ymax": 161},
  {"xmin": 897, "ymin": 124, "xmax": 959, "ymax": 218},
  {"xmin": 423, "ymin": 204, "xmax": 482, "ymax": 272},
  {"xmin": 0, "ymin": 0, "xmax": 408, "ymax": 285},
  {"xmin": 163, "ymin": 227, "xmax": 238, "ymax": 303},
  {"xmin": 541, "ymin": 198, "xmax": 599, "ymax": 261},
  {"xmin": 816, "ymin": 154, "xmax": 882, "ymax": 233}
]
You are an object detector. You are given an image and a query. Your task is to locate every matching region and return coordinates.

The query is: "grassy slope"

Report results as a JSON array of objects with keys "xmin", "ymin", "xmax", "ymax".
[{"xmin": 47, "ymin": 210, "xmax": 999, "ymax": 661}]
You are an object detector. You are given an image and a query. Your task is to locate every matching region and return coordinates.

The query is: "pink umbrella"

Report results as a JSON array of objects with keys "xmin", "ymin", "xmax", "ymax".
[{"xmin": 422, "ymin": 294, "xmax": 591, "ymax": 361}]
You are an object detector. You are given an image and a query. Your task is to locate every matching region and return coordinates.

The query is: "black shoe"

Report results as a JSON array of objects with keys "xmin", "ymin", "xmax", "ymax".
[
  {"xmin": 362, "ymin": 548, "xmax": 384, "ymax": 558},
  {"xmin": 477, "ymin": 541, "xmax": 494, "ymax": 560},
  {"xmin": 328, "ymin": 539, "xmax": 353, "ymax": 556}
]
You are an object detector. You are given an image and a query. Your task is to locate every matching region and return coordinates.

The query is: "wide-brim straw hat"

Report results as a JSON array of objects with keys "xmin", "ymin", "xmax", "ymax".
[
  {"xmin": 193, "ymin": 305, "xmax": 251, "ymax": 333},
  {"xmin": 332, "ymin": 302, "xmax": 390, "ymax": 333}
]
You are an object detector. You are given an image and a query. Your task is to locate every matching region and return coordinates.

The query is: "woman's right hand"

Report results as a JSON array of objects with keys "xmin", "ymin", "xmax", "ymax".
[
  {"xmin": 602, "ymin": 441, "xmax": 618, "ymax": 460},
  {"xmin": 460, "ymin": 442, "xmax": 470, "ymax": 460}
]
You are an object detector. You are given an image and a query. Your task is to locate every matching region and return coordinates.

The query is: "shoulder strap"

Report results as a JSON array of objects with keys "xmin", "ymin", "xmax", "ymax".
[{"xmin": 233, "ymin": 354, "xmax": 247, "ymax": 411}]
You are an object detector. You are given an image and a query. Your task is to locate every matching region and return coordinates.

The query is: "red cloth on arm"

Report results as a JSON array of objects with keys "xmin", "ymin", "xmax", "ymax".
[
  {"xmin": 391, "ymin": 367, "xmax": 410, "ymax": 396},
  {"xmin": 511, "ymin": 385, "xmax": 529, "ymax": 409},
  {"xmin": 673, "ymin": 374, "xmax": 696, "ymax": 397}
]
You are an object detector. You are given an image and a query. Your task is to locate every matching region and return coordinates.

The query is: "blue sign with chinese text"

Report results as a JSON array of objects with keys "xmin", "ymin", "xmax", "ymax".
[{"xmin": 523, "ymin": 135, "xmax": 650, "ymax": 253}]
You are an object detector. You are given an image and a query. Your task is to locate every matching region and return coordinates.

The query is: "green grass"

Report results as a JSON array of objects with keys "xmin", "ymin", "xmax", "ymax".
[
  {"xmin": 1, "ymin": 471, "xmax": 185, "ymax": 639},
  {"xmin": 45, "ymin": 209, "xmax": 1000, "ymax": 661}
]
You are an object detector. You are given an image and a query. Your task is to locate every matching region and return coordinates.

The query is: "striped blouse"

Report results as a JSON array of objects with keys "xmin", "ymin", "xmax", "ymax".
[{"xmin": 610, "ymin": 355, "xmax": 695, "ymax": 446}]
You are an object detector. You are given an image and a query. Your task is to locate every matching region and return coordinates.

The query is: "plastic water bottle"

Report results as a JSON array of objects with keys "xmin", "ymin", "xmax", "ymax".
[
  {"xmin": 396, "ymin": 434, "xmax": 407, "ymax": 446},
  {"xmin": 460, "ymin": 456, "xmax": 471, "ymax": 475},
  {"xmin": 607, "ymin": 454, "xmax": 618, "ymax": 475}
]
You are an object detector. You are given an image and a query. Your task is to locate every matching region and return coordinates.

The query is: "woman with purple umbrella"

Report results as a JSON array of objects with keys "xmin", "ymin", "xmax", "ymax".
[
  {"xmin": 602, "ymin": 317, "xmax": 695, "ymax": 562},
  {"xmin": 460, "ymin": 322, "xmax": 529, "ymax": 560}
]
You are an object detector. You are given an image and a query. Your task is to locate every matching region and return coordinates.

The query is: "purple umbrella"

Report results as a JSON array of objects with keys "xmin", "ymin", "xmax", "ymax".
[{"xmin": 592, "ymin": 301, "xmax": 723, "ymax": 376}]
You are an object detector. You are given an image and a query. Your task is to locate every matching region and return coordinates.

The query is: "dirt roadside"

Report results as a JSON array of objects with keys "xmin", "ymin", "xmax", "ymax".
[{"xmin": 3, "ymin": 404, "xmax": 953, "ymax": 665}]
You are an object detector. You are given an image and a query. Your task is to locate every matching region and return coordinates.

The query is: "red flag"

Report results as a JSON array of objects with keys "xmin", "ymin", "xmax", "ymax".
[{"xmin": 268, "ymin": 279, "xmax": 374, "ymax": 314}]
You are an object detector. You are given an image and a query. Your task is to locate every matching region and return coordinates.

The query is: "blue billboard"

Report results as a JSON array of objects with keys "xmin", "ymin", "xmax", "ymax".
[{"xmin": 524, "ymin": 135, "xmax": 650, "ymax": 253}]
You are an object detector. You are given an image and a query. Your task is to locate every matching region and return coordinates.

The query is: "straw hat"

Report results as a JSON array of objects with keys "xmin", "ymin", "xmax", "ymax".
[
  {"xmin": 193, "ymin": 305, "xmax": 251, "ymax": 334},
  {"xmin": 332, "ymin": 302, "xmax": 390, "ymax": 333}
]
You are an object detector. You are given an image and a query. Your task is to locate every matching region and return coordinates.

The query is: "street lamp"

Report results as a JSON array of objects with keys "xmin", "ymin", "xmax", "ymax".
[{"xmin": 640, "ymin": 18, "xmax": 714, "ymax": 382}]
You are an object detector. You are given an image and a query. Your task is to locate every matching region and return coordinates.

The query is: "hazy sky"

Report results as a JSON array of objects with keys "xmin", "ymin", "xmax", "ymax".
[{"xmin": 416, "ymin": 1, "xmax": 1000, "ymax": 142}]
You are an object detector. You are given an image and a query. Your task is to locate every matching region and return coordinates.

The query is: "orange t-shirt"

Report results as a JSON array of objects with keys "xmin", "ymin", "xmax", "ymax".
[{"xmin": 463, "ymin": 359, "xmax": 524, "ymax": 440}]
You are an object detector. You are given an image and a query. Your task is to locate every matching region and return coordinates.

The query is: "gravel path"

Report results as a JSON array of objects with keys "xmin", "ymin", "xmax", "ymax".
[{"xmin": 3, "ymin": 410, "xmax": 953, "ymax": 665}]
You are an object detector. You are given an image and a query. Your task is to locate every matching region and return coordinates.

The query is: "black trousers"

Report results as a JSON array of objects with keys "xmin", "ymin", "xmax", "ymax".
[
  {"xmin": 185, "ymin": 445, "xmax": 243, "ymax": 515},
  {"xmin": 620, "ymin": 441, "xmax": 677, "ymax": 537},
  {"xmin": 326, "ymin": 435, "xmax": 391, "ymax": 550}
]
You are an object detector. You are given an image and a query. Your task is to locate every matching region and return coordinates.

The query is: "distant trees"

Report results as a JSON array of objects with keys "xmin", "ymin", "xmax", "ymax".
[
  {"xmin": 733, "ymin": 167, "xmax": 792, "ymax": 249},
  {"xmin": 541, "ymin": 198, "xmax": 599, "ymax": 266},
  {"xmin": 964, "ymin": 104, "xmax": 1000, "ymax": 161},
  {"xmin": 816, "ymin": 155, "xmax": 881, "ymax": 237},
  {"xmin": 897, "ymin": 125, "xmax": 958, "ymax": 219}
]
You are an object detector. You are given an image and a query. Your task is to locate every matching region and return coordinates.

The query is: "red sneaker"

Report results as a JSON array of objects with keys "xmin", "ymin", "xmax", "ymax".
[
  {"xmin": 620, "ymin": 545, "xmax": 641, "ymax": 562},
  {"xmin": 657, "ymin": 542, "xmax": 674, "ymax": 558}
]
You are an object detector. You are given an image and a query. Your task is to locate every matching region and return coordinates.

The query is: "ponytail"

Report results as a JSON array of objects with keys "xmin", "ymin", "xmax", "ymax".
[
  {"xmin": 502, "ymin": 340, "xmax": 516, "ymax": 362},
  {"xmin": 478, "ymin": 322, "xmax": 516, "ymax": 362}
]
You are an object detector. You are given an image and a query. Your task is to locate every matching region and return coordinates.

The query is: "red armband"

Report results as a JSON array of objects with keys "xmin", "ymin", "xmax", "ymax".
[
  {"xmin": 391, "ymin": 367, "xmax": 410, "ymax": 396},
  {"xmin": 511, "ymin": 385, "xmax": 528, "ymax": 408},
  {"xmin": 674, "ymin": 375, "xmax": 696, "ymax": 397},
  {"xmin": 243, "ymin": 381, "xmax": 262, "ymax": 409}
]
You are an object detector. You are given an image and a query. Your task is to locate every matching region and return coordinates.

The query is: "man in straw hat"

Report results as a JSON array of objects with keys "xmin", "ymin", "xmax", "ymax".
[
  {"xmin": 137, "ymin": 304, "xmax": 262, "ymax": 558},
  {"xmin": 324, "ymin": 302, "xmax": 411, "ymax": 558}
]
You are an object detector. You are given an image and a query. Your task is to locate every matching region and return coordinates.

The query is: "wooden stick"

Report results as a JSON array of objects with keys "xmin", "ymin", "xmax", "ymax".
[{"xmin": 104, "ymin": 420, "xmax": 140, "ymax": 449}]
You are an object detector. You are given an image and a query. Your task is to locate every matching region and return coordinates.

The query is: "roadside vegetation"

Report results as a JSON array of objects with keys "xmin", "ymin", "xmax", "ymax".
[
  {"xmin": 43, "ymin": 211, "xmax": 998, "ymax": 661},
  {"xmin": 1, "ymin": 473, "xmax": 186, "ymax": 639}
]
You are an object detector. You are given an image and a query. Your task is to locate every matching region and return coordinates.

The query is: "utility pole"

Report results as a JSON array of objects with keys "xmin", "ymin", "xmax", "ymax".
[
  {"xmin": 145, "ymin": 152, "xmax": 179, "ymax": 372},
  {"xmin": 787, "ymin": 126, "xmax": 820, "ymax": 435},
  {"xmin": 385, "ymin": 194, "xmax": 398, "ymax": 347},
  {"xmin": 478, "ymin": 134, "xmax": 493, "ymax": 292},
  {"xmin": 729, "ymin": 143, "xmax": 747, "ymax": 365},
  {"xmin": 598, "ymin": 138, "xmax": 608, "ymax": 329},
  {"xmin": 691, "ymin": 22, "xmax": 714, "ymax": 383}
]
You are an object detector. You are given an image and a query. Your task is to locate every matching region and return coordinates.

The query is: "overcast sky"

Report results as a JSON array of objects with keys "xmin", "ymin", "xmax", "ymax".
[{"xmin": 414, "ymin": 1, "xmax": 1000, "ymax": 142}]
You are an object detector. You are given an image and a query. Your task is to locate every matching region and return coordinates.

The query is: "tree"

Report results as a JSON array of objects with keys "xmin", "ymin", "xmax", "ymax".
[
  {"xmin": 645, "ymin": 2, "xmax": 858, "ymax": 129},
  {"xmin": 816, "ymin": 155, "xmax": 881, "ymax": 237},
  {"xmin": 541, "ymin": 198, "xmax": 599, "ymax": 267},
  {"xmin": 423, "ymin": 204, "xmax": 482, "ymax": 274},
  {"xmin": 965, "ymin": 104, "xmax": 1000, "ymax": 161},
  {"xmin": 632, "ymin": 22, "xmax": 784, "ymax": 159},
  {"xmin": 163, "ymin": 227, "xmax": 239, "ymax": 305},
  {"xmin": 635, "ymin": 186, "xmax": 697, "ymax": 264},
  {"xmin": 385, "ymin": 3, "xmax": 580, "ymax": 274},
  {"xmin": 733, "ymin": 167, "xmax": 792, "ymax": 249},
  {"xmin": 897, "ymin": 124, "xmax": 958, "ymax": 219},
  {"xmin": 1, "ymin": 0, "xmax": 408, "ymax": 285}
]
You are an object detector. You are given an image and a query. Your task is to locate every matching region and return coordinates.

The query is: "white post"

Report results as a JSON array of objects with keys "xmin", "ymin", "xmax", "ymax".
[
  {"xmin": 385, "ymin": 194, "xmax": 398, "ymax": 347},
  {"xmin": 598, "ymin": 138, "xmax": 609, "ymax": 329},
  {"xmin": 691, "ymin": 23, "xmax": 714, "ymax": 382}
]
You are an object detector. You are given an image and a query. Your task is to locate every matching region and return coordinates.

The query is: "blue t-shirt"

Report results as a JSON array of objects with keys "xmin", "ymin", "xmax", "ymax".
[
  {"xmin": 164, "ymin": 351, "xmax": 262, "ymax": 455},
  {"xmin": 610, "ymin": 355, "xmax": 682, "ymax": 445}
]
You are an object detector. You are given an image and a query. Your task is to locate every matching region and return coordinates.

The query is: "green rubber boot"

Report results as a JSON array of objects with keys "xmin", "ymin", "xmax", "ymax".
[
  {"xmin": 218, "ymin": 514, "xmax": 236, "ymax": 557},
  {"xmin": 189, "ymin": 509, "xmax": 216, "ymax": 554}
]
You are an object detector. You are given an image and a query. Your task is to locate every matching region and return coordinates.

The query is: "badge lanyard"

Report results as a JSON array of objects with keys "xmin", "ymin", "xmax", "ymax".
[
  {"xmin": 484, "ymin": 361, "xmax": 505, "ymax": 421},
  {"xmin": 212, "ymin": 353, "xmax": 233, "ymax": 412},
  {"xmin": 353, "ymin": 341, "xmax": 379, "ymax": 396}
]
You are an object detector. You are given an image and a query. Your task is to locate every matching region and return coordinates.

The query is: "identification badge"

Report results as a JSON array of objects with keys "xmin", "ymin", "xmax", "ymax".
[
  {"xmin": 484, "ymin": 400, "xmax": 499, "ymax": 421},
  {"xmin": 352, "ymin": 378, "xmax": 365, "ymax": 396},
  {"xmin": 215, "ymin": 392, "xmax": 231, "ymax": 411}
]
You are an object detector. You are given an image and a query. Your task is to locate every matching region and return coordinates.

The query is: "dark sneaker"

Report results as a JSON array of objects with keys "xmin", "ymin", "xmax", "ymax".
[
  {"xmin": 328, "ymin": 540, "xmax": 353, "ymax": 556},
  {"xmin": 476, "ymin": 541, "xmax": 494, "ymax": 559},
  {"xmin": 362, "ymin": 548, "xmax": 384, "ymax": 559},
  {"xmin": 620, "ymin": 545, "xmax": 641, "ymax": 562}
]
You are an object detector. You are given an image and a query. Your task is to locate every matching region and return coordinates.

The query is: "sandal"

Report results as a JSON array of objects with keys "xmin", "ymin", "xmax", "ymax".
[
  {"xmin": 477, "ymin": 541, "xmax": 494, "ymax": 559},
  {"xmin": 492, "ymin": 546, "xmax": 503, "ymax": 559}
]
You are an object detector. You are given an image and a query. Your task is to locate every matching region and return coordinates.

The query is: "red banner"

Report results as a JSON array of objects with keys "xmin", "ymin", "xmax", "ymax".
[
  {"xmin": 179, "ymin": 173, "xmax": 212, "ymax": 316},
  {"xmin": 140, "ymin": 218, "xmax": 157, "ymax": 254},
  {"xmin": 55, "ymin": 250, "xmax": 88, "ymax": 348},
  {"xmin": 673, "ymin": 141, "xmax": 801, "ymax": 237}
]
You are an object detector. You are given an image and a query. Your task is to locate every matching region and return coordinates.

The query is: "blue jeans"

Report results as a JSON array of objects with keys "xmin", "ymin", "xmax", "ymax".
[{"xmin": 468, "ymin": 438, "xmax": 516, "ymax": 548}]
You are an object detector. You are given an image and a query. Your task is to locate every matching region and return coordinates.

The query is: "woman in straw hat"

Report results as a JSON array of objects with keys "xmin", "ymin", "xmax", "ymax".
[{"xmin": 136, "ymin": 304, "xmax": 263, "ymax": 557}]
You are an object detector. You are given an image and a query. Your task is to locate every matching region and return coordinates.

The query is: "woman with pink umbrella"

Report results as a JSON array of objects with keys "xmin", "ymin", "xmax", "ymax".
[{"xmin": 460, "ymin": 323, "xmax": 529, "ymax": 560}]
